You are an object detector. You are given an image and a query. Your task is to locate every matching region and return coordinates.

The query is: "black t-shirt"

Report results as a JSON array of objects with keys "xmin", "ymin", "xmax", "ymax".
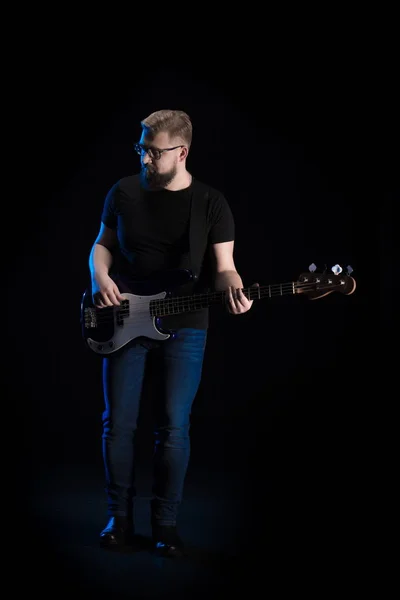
[{"xmin": 100, "ymin": 173, "xmax": 235, "ymax": 329}]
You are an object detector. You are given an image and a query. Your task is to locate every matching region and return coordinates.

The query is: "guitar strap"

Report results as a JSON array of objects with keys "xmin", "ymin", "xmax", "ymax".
[{"xmin": 188, "ymin": 178, "xmax": 211, "ymax": 290}]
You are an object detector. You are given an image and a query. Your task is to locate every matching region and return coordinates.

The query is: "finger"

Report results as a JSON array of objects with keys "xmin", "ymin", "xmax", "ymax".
[
  {"xmin": 228, "ymin": 287, "xmax": 249, "ymax": 313},
  {"xmin": 100, "ymin": 294, "xmax": 114, "ymax": 307},
  {"xmin": 236, "ymin": 288, "xmax": 249, "ymax": 306},
  {"xmin": 232, "ymin": 287, "xmax": 244, "ymax": 312},
  {"xmin": 93, "ymin": 293, "xmax": 106, "ymax": 309},
  {"xmin": 95, "ymin": 299, "xmax": 107, "ymax": 309},
  {"xmin": 227, "ymin": 286, "xmax": 236, "ymax": 312},
  {"xmin": 113, "ymin": 286, "xmax": 125, "ymax": 303},
  {"xmin": 108, "ymin": 290, "xmax": 122, "ymax": 306},
  {"xmin": 231, "ymin": 286, "xmax": 240, "ymax": 304}
]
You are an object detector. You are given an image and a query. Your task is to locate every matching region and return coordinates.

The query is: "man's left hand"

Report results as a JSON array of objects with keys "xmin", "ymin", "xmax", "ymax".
[{"xmin": 227, "ymin": 283, "xmax": 259, "ymax": 315}]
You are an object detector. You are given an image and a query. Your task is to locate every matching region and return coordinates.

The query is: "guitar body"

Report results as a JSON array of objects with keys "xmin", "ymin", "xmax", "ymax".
[{"xmin": 81, "ymin": 269, "xmax": 194, "ymax": 355}]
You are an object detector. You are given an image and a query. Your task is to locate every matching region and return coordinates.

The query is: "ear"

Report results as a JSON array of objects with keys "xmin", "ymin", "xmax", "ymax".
[{"xmin": 179, "ymin": 146, "xmax": 189, "ymax": 161}]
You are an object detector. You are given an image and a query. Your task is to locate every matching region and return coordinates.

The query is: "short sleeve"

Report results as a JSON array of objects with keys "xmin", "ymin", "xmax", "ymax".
[
  {"xmin": 208, "ymin": 193, "xmax": 235, "ymax": 244},
  {"xmin": 101, "ymin": 181, "xmax": 120, "ymax": 229}
]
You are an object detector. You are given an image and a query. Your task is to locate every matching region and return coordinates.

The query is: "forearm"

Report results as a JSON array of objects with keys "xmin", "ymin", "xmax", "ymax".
[
  {"xmin": 213, "ymin": 270, "xmax": 243, "ymax": 291},
  {"xmin": 89, "ymin": 243, "xmax": 113, "ymax": 280}
]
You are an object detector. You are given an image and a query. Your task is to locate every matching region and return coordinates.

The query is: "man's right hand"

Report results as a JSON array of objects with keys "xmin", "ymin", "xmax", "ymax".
[{"xmin": 92, "ymin": 273, "xmax": 125, "ymax": 308}]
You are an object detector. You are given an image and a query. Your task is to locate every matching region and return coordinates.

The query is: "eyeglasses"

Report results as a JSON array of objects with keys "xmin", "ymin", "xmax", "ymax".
[{"xmin": 134, "ymin": 142, "xmax": 184, "ymax": 161}]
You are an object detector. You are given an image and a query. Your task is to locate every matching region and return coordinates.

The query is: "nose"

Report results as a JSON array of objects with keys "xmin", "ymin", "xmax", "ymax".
[{"xmin": 142, "ymin": 151, "xmax": 152, "ymax": 165}]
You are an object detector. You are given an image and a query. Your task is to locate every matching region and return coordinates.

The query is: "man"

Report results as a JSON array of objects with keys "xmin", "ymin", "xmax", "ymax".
[{"xmin": 89, "ymin": 109, "xmax": 256, "ymax": 557}]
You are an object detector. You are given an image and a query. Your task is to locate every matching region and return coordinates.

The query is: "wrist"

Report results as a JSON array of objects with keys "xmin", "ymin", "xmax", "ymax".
[{"xmin": 92, "ymin": 267, "xmax": 109, "ymax": 280}]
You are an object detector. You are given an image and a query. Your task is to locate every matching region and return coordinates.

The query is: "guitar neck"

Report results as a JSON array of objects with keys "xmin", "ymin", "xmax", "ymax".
[{"xmin": 150, "ymin": 281, "xmax": 298, "ymax": 317}]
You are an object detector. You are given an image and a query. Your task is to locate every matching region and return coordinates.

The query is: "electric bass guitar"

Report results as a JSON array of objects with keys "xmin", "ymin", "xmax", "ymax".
[{"xmin": 80, "ymin": 263, "xmax": 356, "ymax": 355}]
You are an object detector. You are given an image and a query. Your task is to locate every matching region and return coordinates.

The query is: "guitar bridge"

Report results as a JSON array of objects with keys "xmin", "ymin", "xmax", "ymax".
[
  {"xmin": 84, "ymin": 307, "xmax": 97, "ymax": 329},
  {"xmin": 84, "ymin": 300, "xmax": 129, "ymax": 329}
]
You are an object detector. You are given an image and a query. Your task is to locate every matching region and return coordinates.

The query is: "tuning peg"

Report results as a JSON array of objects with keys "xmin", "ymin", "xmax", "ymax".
[
  {"xmin": 346, "ymin": 265, "xmax": 354, "ymax": 275},
  {"xmin": 331, "ymin": 264, "xmax": 343, "ymax": 275},
  {"xmin": 308, "ymin": 263, "xmax": 317, "ymax": 272}
]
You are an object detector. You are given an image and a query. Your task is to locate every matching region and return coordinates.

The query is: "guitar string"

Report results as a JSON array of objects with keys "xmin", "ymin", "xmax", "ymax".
[
  {"xmin": 87, "ymin": 281, "xmax": 343, "ymax": 325},
  {"xmin": 90, "ymin": 282, "xmax": 339, "ymax": 318},
  {"xmin": 90, "ymin": 282, "xmax": 310, "ymax": 322}
]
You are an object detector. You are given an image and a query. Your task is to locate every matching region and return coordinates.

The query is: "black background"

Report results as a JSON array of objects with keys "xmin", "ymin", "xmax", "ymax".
[{"xmin": 8, "ymin": 19, "xmax": 396, "ymax": 595}]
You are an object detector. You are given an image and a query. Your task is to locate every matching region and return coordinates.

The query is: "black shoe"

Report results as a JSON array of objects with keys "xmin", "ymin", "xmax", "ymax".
[
  {"xmin": 152, "ymin": 524, "xmax": 185, "ymax": 558},
  {"xmin": 100, "ymin": 516, "xmax": 135, "ymax": 548}
]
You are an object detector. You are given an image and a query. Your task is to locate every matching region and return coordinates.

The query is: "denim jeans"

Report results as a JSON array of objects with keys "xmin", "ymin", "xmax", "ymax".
[{"xmin": 101, "ymin": 328, "xmax": 207, "ymax": 526}]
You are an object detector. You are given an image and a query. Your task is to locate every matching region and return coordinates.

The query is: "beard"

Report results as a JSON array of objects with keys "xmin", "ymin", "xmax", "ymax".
[{"xmin": 140, "ymin": 163, "xmax": 177, "ymax": 190}]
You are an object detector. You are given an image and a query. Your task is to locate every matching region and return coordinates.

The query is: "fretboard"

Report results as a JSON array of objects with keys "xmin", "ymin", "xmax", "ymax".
[{"xmin": 149, "ymin": 281, "xmax": 299, "ymax": 316}]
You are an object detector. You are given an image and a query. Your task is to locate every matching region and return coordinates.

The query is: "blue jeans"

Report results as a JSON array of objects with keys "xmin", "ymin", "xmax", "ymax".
[{"xmin": 101, "ymin": 328, "xmax": 207, "ymax": 526}]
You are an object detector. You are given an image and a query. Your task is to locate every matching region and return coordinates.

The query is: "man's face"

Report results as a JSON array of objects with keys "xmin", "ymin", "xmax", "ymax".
[{"xmin": 138, "ymin": 130, "xmax": 183, "ymax": 189}]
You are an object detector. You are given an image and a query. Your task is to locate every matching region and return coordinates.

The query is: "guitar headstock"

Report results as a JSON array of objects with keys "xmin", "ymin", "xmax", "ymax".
[{"xmin": 297, "ymin": 263, "xmax": 356, "ymax": 299}]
